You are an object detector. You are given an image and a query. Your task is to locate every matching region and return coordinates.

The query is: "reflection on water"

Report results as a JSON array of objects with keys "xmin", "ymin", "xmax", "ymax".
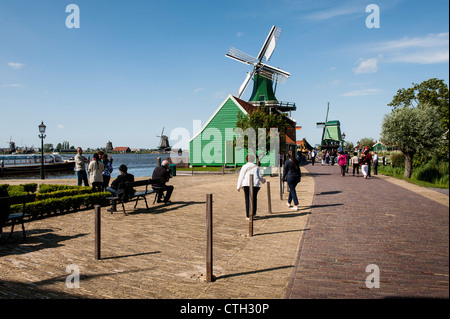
[{"xmin": 0, "ymin": 153, "xmax": 168, "ymax": 180}]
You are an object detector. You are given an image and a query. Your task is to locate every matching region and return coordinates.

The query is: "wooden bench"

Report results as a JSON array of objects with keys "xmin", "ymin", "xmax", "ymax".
[
  {"xmin": 107, "ymin": 178, "xmax": 163, "ymax": 215},
  {"xmin": 0, "ymin": 194, "xmax": 37, "ymax": 241}
]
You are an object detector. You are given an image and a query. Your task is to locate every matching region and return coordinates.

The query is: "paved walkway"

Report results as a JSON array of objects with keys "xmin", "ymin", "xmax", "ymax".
[
  {"xmin": 285, "ymin": 163, "xmax": 449, "ymax": 299},
  {"xmin": 0, "ymin": 165, "xmax": 448, "ymax": 300},
  {"xmin": 0, "ymin": 173, "xmax": 314, "ymax": 299}
]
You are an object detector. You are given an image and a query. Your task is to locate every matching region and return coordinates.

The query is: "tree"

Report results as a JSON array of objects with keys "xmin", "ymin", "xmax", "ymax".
[
  {"xmin": 381, "ymin": 103, "xmax": 444, "ymax": 178},
  {"xmin": 236, "ymin": 105, "xmax": 287, "ymax": 161},
  {"xmin": 43, "ymin": 143, "xmax": 54, "ymax": 153},
  {"xmin": 359, "ymin": 137, "xmax": 375, "ymax": 151},
  {"xmin": 388, "ymin": 78, "xmax": 449, "ymax": 158}
]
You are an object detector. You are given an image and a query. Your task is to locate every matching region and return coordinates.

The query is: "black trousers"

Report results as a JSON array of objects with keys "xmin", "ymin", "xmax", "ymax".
[
  {"xmin": 352, "ymin": 164, "xmax": 359, "ymax": 175},
  {"xmin": 242, "ymin": 186, "xmax": 260, "ymax": 218},
  {"xmin": 155, "ymin": 185, "xmax": 174, "ymax": 202}
]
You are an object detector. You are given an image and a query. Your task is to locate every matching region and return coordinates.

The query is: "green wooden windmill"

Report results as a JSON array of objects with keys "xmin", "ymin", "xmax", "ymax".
[
  {"xmin": 225, "ymin": 26, "xmax": 295, "ymax": 113},
  {"xmin": 316, "ymin": 103, "xmax": 344, "ymax": 151}
]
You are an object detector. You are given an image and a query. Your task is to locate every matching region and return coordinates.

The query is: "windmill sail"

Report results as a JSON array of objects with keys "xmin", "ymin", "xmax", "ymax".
[{"xmin": 225, "ymin": 25, "xmax": 290, "ymax": 99}]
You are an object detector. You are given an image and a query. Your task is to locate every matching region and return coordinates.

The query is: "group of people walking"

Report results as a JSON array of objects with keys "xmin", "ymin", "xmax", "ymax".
[
  {"xmin": 237, "ymin": 150, "xmax": 302, "ymax": 220},
  {"xmin": 236, "ymin": 147, "xmax": 381, "ymax": 220},
  {"xmin": 335, "ymin": 147, "xmax": 379, "ymax": 179}
]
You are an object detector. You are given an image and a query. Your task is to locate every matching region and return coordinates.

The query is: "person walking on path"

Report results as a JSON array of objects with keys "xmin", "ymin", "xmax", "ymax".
[
  {"xmin": 373, "ymin": 151, "xmax": 379, "ymax": 175},
  {"xmin": 88, "ymin": 153, "xmax": 104, "ymax": 192},
  {"xmin": 338, "ymin": 151, "xmax": 347, "ymax": 176},
  {"xmin": 344, "ymin": 150, "xmax": 351, "ymax": 173},
  {"xmin": 360, "ymin": 147, "xmax": 371, "ymax": 179},
  {"xmin": 351, "ymin": 152, "xmax": 360, "ymax": 176},
  {"xmin": 310, "ymin": 149, "xmax": 316, "ymax": 165},
  {"xmin": 74, "ymin": 147, "xmax": 89, "ymax": 187},
  {"xmin": 283, "ymin": 150, "xmax": 302, "ymax": 211},
  {"xmin": 237, "ymin": 154, "xmax": 266, "ymax": 219}
]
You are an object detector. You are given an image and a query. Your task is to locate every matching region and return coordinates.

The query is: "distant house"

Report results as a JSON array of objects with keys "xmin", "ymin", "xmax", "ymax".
[
  {"xmin": 372, "ymin": 141, "xmax": 398, "ymax": 152},
  {"xmin": 112, "ymin": 147, "xmax": 131, "ymax": 153}
]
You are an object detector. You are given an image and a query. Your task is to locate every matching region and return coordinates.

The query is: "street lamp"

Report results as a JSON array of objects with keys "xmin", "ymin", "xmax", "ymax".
[{"xmin": 38, "ymin": 121, "xmax": 46, "ymax": 179}]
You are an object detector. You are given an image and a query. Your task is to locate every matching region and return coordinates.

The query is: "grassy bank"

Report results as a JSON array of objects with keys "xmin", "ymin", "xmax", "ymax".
[{"xmin": 378, "ymin": 165, "xmax": 449, "ymax": 189}]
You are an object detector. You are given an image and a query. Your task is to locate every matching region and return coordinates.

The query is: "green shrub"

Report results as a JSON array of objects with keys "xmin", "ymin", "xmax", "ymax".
[
  {"xmin": 390, "ymin": 153, "xmax": 405, "ymax": 168},
  {"xmin": 38, "ymin": 184, "xmax": 88, "ymax": 194},
  {"xmin": 412, "ymin": 166, "xmax": 441, "ymax": 183},
  {"xmin": 11, "ymin": 192, "xmax": 110, "ymax": 217},
  {"xmin": 36, "ymin": 188, "xmax": 93, "ymax": 200}
]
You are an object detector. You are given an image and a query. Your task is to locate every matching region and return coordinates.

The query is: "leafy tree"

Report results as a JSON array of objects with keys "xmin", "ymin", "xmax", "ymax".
[
  {"xmin": 388, "ymin": 78, "xmax": 449, "ymax": 158},
  {"xmin": 359, "ymin": 137, "xmax": 375, "ymax": 151},
  {"xmin": 43, "ymin": 143, "xmax": 54, "ymax": 153},
  {"xmin": 236, "ymin": 105, "xmax": 287, "ymax": 161},
  {"xmin": 381, "ymin": 103, "xmax": 444, "ymax": 178}
]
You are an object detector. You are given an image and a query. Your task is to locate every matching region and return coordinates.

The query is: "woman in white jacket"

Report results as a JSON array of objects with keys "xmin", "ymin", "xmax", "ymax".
[
  {"xmin": 237, "ymin": 154, "xmax": 265, "ymax": 220},
  {"xmin": 88, "ymin": 153, "xmax": 104, "ymax": 193}
]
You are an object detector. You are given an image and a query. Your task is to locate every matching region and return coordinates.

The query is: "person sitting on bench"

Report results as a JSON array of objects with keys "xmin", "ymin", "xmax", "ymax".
[
  {"xmin": 106, "ymin": 164, "xmax": 134, "ymax": 212},
  {"xmin": 0, "ymin": 188, "xmax": 10, "ymax": 240},
  {"xmin": 152, "ymin": 160, "xmax": 174, "ymax": 204}
]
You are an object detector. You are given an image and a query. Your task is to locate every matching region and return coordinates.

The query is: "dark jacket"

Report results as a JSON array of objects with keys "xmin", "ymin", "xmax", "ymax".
[
  {"xmin": 110, "ymin": 172, "xmax": 135, "ymax": 199},
  {"xmin": 152, "ymin": 166, "xmax": 171, "ymax": 187},
  {"xmin": 283, "ymin": 158, "xmax": 301, "ymax": 182},
  {"xmin": 0, "ymin": 188, "xmax": 10, "ymax": 226}
]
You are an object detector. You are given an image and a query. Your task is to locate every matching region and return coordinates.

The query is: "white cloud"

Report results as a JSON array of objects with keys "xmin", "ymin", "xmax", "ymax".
[
  {"xmin": 7, "ymin": 62, "xmax": 25, "ymax": 69},
  {"xmin": 193, "ymin": 88, "xmax": 204, "ymax": 93},
  {"xmin": 341, "ymin": 88, "xmax": 381, "ymax": 97},
  {"xmin": 353, "ymin": 58, "xmax": 378, "ymax": 74},
  {"xmin": 368, "ymin": 32, "xmax": 449, "ymax": 64},
  {"xmin": 237, "ymin": 31, "xmax": 243, "ymax": 37},
  {"xmin": 304, "ymin": 6, "xmax": 360, "ymax": 21},
  {"xmin": 1, "ymin": 83, "xmax": 25, "ymax": 88},
  {"xmin": 57, "ymin": 124, "xmax": 65, "ymax": 129}
]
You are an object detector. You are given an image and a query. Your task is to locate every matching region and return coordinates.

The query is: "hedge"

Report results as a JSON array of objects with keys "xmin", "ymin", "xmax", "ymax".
[
  {"xmin": 36, "ymin": 188, "xmax": 94, "ymax": 200},
  {"xmin": 10, "ymin": 192, "xmax": 110, "ymax": 218},
  {"xmin": 38, "ymin": 184, "xmax": 88, "ymax": 194},
  {"xmin": 0, "ymin": 183, "xmax": 38, "ymax": 196}
]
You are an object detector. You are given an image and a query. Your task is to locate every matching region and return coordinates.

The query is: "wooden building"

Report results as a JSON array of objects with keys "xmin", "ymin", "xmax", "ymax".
[{"xmin": 189, "ymin": 94, "xmax": 296, "ymax": 167}]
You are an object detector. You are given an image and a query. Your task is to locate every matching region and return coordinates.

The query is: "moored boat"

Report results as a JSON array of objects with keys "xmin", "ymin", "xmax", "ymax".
[{"xmin": 0, "ymin": 153, "xmax": 75, "ymax": 176}]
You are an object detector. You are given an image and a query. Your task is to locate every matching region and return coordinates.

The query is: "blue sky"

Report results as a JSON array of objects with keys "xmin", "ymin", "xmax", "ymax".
[{"xmin": 1, "ymin": 0, "xmax": 448, "ymax": 151}]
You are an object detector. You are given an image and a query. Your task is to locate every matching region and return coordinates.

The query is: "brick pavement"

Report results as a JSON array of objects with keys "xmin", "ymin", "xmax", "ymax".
[
  {"xmin": 285, "ymin": 163, "xmax": 449, "ymax": 299},
  {"xmin": 0, "ymin": 172, "xmax": 314, "ymax": 299},
  {"xmin": 1, "ymin": 165, "xmax": 448, "ymax": 300}
]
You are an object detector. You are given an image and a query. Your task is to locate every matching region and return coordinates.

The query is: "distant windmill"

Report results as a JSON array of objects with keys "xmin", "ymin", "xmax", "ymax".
[
  {"xmin": 156, "ymin": 127, "xmax": 171, "ymax": 152},
  {"xmin": 316, "ymin": 103, "xmax": 330, "ymax": 145},
  {"xmin": 316, "ymin": 103, "xmax": 343, "ymax": 150},
  {"xmin": 225, "ymin": 26, "xmax": 291, "ymax": 103},
  {"xmin": 7, "ymin": 136, "xmax": 16, "ymax": 154}
]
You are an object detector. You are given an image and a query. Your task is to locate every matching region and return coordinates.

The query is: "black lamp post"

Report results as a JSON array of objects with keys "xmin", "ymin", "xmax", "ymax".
[{"xmin": 39, "ymin": 121, "xmax": 46, "ymax": 179}]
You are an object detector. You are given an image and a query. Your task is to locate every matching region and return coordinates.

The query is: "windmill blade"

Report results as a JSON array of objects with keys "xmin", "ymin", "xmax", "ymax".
[
  {"xmin": 256, "ymin": 63, "xmax": 290, "ymax": 84},
  {"xmin": 226, "ymin": 47, "xmax": 257, "ymax": 65},
  {"xmin": 256, "ymin": 26, "xmax": 282, "ymax": 62},
  {"xmin": 237, "ymin": 68, "xmax": 256, "ymax": 98},
  {"xmin": 260, "ymin": 63, "xmax": 290, "ymax": 78}
]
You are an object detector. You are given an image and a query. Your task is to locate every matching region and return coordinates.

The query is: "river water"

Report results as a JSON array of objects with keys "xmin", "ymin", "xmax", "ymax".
[{"xmin": 0, "ymin": 153, "xmax": 171, "ymax": 180}]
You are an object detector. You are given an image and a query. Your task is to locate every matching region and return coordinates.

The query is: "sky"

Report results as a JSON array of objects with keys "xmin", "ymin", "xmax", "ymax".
[{"xmin": 0, "ymin": 0, "xmax": 448, "ymax": 151}]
